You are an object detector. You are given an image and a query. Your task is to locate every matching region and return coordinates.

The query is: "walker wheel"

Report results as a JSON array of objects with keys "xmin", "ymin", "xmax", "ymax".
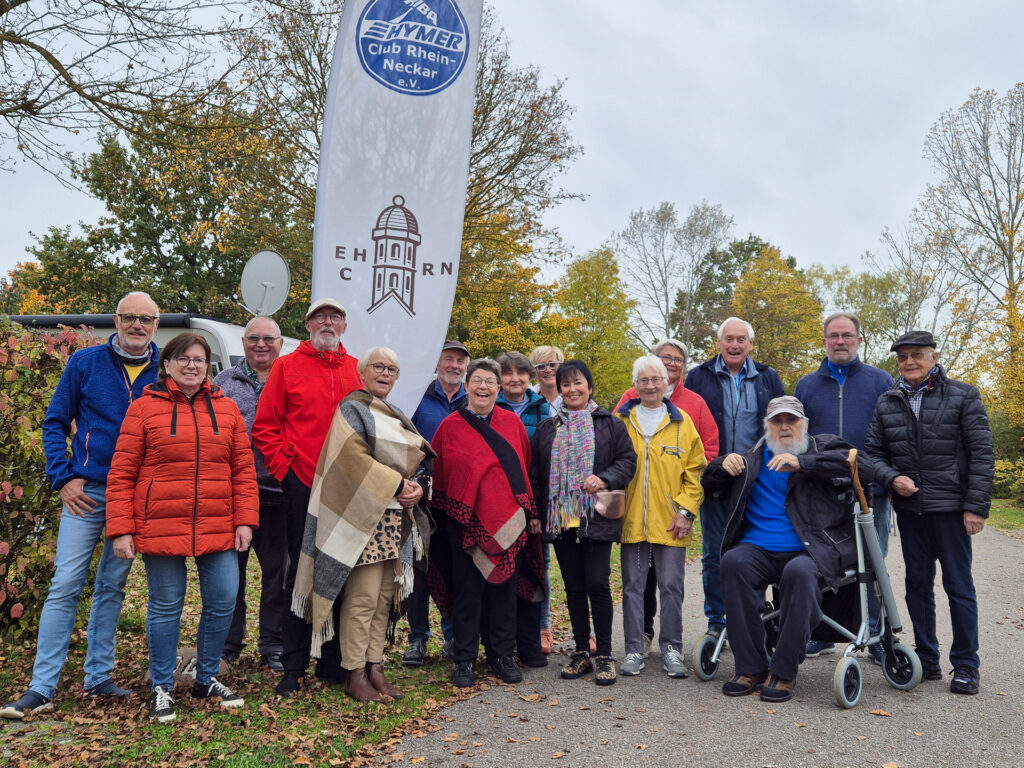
[
  {"xmin": 691, "ymin": 633, "xmax": 721, "ymax": 681},
  {"xmin": 834, "ymin": 656, "xmax": 863, "ymax": 708},
  {"xmin": 882, "ymin": 642, "xmax": 923, "ymax": 691}
]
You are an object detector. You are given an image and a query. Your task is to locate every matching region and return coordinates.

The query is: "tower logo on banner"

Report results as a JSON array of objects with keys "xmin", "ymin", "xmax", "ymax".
[{"xmin": 357, "ymin": 0, "xmax": 470, "ymax": 96}]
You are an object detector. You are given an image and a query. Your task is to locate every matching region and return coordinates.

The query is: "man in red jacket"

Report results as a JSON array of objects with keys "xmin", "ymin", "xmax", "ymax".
[{"xmin": 252, "ymin": 298, "xmax": 362, "ymax": 696}]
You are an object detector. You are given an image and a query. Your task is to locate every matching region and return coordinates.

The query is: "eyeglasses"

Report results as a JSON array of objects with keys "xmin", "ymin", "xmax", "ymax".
[
  {"xmin": 117, "ymin": 313, "xmax": 157, "ymax": 327},
  {"xmin": 637, "ymin": 377, "xmax": 664, "ymax": 386},
  {"xmin": 310, "ymin": 311, "xmax": 345, "ymax": 324},
  {"xmin": 826, "ymin": 333, "xmax": 860, "ymax": 342},
  {"xmin": 896, "ymin": 350, "xmax": 931, "ymax": 362},
  {"xmin": 658, "ymin": 354, "xmax": 685, "ymax": 366},
  {"xmin": 173, "ymin": 356, "xmax": 208, "ymax": 367},
  {"xmin": 368, "ymin": 362, "xmax": 400, "ymax": 377},
  {"xmin": 244, "ymin": 335, "xmax": 281, "ymax": 345},
  {"xmin": 534, "ymin": 361, "xmax": 560, "ymax": 372},
  {"xmin": 468, "ymin": 376, "xmax": 499, "ymax": 388}
]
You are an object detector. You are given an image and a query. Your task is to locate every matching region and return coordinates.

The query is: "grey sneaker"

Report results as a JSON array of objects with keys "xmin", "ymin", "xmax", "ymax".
[
  {"xmin": 620, "ymin": 652, "xmax": 645, "ymax": 676},
  {"xmin": 402, "ymin": 638, "xmax": 427, "ymax": 667},
  {"xmin": 663, "ymin": 647, "xmax": 688, "ymax": 678}
]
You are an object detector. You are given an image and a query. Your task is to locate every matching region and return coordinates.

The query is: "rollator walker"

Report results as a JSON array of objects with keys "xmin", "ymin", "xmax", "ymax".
[{"xmin": 690, "ymin": 449, "xmax": 923, "ymax": 708}]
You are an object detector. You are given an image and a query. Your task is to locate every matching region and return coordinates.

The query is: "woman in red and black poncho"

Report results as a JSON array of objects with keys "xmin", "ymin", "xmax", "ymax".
[{"xmin": 430, "ymin": 358, "xmax": 544, "ymax": 689}]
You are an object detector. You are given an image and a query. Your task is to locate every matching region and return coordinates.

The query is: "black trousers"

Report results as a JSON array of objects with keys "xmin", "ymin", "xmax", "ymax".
[
  {"xmin": 552, "ymin": 536, "xmax": 613, "ymax": 656},
  {"xmin": 643, "ymin": 561, "xmax": 658, "ymax": 638},
  {"xmin": 450, "ymin": 542, "xmax": 518, "ymax": 664},
  {"xmin": 223, "ymin": 489, "xmax": 288, "ymax": 656},
  {"xmin": 721, "ymin": 543, "xmax": 824, "ymax": 681},
  {"xmin": 280, "ymin": 470, "xmax": 342, "ymax": 675}
]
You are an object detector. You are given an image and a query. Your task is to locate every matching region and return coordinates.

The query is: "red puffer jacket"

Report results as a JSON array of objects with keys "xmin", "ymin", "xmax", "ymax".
[{"xmin": 106, "ymin": 378, "xmax": 259, "ymax": 557}]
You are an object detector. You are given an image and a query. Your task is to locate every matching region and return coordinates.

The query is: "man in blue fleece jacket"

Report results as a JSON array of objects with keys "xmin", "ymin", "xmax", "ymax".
[
  {"xmin": 794, "ymin": 312, "xmax": 893, "ymax": 659},
  {"xmin": 1, "ymin": 292, "xmax": 160, "ymax": 719}
]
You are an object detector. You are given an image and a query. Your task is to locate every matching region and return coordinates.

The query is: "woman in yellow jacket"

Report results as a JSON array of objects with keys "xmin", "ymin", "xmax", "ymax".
[{"xmin": 616, "ymin": 355, "xmax": 706, "ymax": 678}]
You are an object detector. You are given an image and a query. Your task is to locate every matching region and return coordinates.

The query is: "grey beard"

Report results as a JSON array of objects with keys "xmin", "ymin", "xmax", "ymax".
[
  {"xmin": 311, "ymin": 333, "xmax": 340, "ymax": 352},
  {"xmin": 766, "ymin": 432, "xmax": 809, "ymax": 456}
]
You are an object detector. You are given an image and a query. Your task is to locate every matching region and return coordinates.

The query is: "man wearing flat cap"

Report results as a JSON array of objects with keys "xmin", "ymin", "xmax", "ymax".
[
  {"xmin": 252, "ymin": 297, "xmax": 362, "ymax": 695},
  {"xmin": 865, "ymin": 331, "xmax": 993, "ymax": 695},
  {"xmin": 705, "ymin": 396, "xmax": 872, "ymax": 703}
]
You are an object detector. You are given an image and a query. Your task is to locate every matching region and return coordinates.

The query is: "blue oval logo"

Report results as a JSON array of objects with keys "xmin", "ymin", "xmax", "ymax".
[{"xmin": 356, "ymin": 0, "xmax": 470, "ymax": 96}]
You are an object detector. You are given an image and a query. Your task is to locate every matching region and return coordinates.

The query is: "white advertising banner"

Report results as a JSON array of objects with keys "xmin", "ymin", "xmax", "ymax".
[{"xmin": 312, "ymin": 0, "xmax": 482, "ymax": 415}]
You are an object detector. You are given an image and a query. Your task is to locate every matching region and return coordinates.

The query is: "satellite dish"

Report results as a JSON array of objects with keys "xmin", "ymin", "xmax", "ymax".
[{"xmin": 239, "ymin": 250, "xmax": 291, "ymax": 316}]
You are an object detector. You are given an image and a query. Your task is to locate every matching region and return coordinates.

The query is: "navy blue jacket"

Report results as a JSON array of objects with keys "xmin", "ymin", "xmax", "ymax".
[
  {"xmin": 794, "ymin": 358, "xmax": 893, "ymax": 451},
  {"xmin": 684, "ymin": 355, "xmax": 785, "ymax": 452},
  {"xmin": 42, "ymin": 334, "xmax": 159, "ymax": 490},
  {"xmin": 411, "ymin": 378, "xmax": 467, "ymax": 442}
]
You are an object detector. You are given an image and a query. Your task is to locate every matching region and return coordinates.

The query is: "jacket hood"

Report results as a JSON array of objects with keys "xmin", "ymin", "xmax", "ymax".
[
  {"xmin": 615, "ymin": 396, "xmax": 684, "ymax": 421},
  {"xmin": 297, "ymin": 338, "xmax": 350, "ymax": 361}
]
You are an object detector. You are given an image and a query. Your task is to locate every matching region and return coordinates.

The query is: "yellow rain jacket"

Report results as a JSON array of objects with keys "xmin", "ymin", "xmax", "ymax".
[{"xmin": 617, "ymin": 399, "xmax": 706, "ymax": 547}]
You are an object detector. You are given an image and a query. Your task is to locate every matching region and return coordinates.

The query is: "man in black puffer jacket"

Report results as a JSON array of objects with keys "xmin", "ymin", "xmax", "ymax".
[{"xmin": 865, "ymin": 331, "xmax": 993, "ymax": 696}]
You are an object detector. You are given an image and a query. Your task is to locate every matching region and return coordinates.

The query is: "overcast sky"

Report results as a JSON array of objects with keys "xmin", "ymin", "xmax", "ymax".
[{"xmin": 2, "ymin": 0, "xmax": 1022, "ymax": 284}]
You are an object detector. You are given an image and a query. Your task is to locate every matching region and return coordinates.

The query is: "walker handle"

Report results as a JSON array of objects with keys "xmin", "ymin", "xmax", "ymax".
[{"xmin": 846, "ymin": 448, "xmax": 872, "ymax": 514}]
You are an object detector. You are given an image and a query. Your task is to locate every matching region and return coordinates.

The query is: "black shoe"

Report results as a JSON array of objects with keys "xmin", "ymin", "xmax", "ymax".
[
  {"xmin": 517, "ymin": 650, "xmax": 548, "ymax": 668},
  {"xmin": 593, "ymin": 655, "xmax": 617, "ymax": 686},
  {"xmin": 275, "ymin": 672, "xmax": 303, "ymax": 697},
  {"xmin": 261, "ymin": 652, "xmax": 284, "ymax": 672},
  {"xmin": 314, "ymin": 662, "xmax": 345, "ymax": 685},
  {"xmin": 191, "ymin": 677, "xmax": 244, "ymax": 708},
  {"xmin": 759, "ymin": 674, "xmax": 796, "ymax": 703},
  {"xmin": 149, "ymin": 686, "xmax": 176, "ymax": 723},
  {"xmin": 866, "ymin": 643, "xmax": 885, "ymax": 666},
  {"xmin": 922, "ymin": 661, "xmax": 943, "ymax": 681},
  {"xmin": 722, "ymin": 671, "xmax": 768, "ymax": 697},
  {"xmin": 453, "ymin": 661, "xmax": 476, "ymax": 688},
  {"xmin": 488, "ymin": 655, "xmax": 523, "ymax": 684},
  {"xmin": 950, "ymin": 665, "xmax": 979, "ymax": 695},
  {"xmin": 402, "ymin": 638, "xmax": 427, "ymax": 667},
  {"xmin": 220, "ymin": 649, "xmax": 241, "ymax": 663}
]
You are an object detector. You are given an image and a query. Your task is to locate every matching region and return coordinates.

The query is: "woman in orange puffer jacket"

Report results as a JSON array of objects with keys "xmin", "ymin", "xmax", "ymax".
[{"xmin": 106, "ymin": 332, "xmax": 259, "ymax": 723}]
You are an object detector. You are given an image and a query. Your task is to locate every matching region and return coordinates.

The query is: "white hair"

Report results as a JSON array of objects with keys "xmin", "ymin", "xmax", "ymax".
[
  {"xmin": 763, "ymin": 416, "xmax": 810, "ymax": 456},
  {"xmin": 358, "ymin": 346, "xmax": 400, "ymax": 376},
  {"xmin": 631, "ymin": 355, "xmax": 669, "ymax": 386},
  {"xmin": 116, "ymin": 291, "xmax": 159, "ymax": 315},
  {"xmin": 717, "ymin": 316, "xmax": 755, "ymax": 341},
  {"xmin": 244, "ymin": 315, "xmax": 281, "ymax": 335},
  {"xmin": 652, "ymin": 338, "xmax": 688, "ymax": 360}
]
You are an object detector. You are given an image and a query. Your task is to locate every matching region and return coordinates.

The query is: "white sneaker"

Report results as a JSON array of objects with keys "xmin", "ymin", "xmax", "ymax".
[
  {"xmin": 620, "ymin": 652, "xmax": 645, "ymax": 676},
  {"xmin": 663, "ymin": 647, "xmax": 688, "ymax": 678}
]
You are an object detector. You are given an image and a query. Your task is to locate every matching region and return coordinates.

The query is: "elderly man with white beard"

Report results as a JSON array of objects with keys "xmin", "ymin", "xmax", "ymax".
[{"xmin": 703, "ymin": 396, "xmax": 874, "ymax": 703}]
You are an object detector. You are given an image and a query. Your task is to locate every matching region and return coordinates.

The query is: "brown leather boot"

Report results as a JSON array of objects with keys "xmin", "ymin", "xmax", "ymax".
[
  {"xmin": 345, "ymin": 667, "xmax": 384, "ymax": 702},
  {"xmin": 367, "ymin": 663, "xmax": 402, "ymax": 699}
]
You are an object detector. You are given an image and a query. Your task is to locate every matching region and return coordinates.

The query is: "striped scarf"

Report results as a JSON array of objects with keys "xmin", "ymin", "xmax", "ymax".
[{"xmin": 546, "ymin": 401, "xmax": 598, "ymax": 534}]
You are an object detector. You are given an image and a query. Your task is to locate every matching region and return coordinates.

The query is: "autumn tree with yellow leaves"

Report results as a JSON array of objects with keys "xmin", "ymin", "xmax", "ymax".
[{"xmin": 730, "ymin": 246, "xmax": 823, "ymax": 391}]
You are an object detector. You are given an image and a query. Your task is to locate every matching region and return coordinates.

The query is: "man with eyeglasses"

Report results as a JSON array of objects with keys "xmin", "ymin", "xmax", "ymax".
[
  {"xmin": 401, "ymin": 339, "xmax": 470, "ymax": 667},
  {"xmin": 214, "ymin": 316, "xmax": 287, "ymax": 672},
  {"xmin": 252, "ymin": 298, "xmax": 362, "ymax": 696},
  {"xmin": 866, "ymin": 330, "xmax": 993, "ymax": 696},
  {"xmin": 794, "ymin": 312, "xmax": 894, "ymax": 661},
  {"xmin": 684, "ymin": 317, "xmax": 784, "ymax": 643},
  {"xmin": 2, "ymin": 292, "xmax": 161, "ymax": 719}
]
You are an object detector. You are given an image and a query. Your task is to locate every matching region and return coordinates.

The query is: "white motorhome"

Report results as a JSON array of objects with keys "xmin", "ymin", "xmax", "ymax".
[{"xmin": 5, "ymin": 313, "xmax": 300, "ymax": 376}]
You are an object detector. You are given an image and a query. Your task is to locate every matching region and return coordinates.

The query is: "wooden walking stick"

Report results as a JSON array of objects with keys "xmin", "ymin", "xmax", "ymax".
[{"xmin": 846, "ymin": 448, "xmax": 872, "ymax": 514}]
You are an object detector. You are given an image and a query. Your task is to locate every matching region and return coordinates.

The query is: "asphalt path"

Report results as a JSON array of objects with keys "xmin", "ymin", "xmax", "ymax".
[{"xmin": 374, "ymin": 526, "xmax": 1024, "ymax": 768}]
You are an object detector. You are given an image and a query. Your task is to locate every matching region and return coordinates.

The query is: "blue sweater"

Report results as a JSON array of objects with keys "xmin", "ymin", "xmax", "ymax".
[{"xmin": 42, "ymin": 335, "xmax": 159, "ymax": 490}]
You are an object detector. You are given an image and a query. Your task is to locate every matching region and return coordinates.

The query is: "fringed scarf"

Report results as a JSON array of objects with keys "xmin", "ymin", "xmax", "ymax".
[
  {"xmin": 291, "ymin": 389, "xmax": 433, "ymax": 658},
  {"xmin": 546, "ymin": 401, "xmax": 598, "ymax": 534}
]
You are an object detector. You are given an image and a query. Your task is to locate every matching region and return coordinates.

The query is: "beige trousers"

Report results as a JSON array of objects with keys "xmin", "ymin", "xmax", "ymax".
[{"xmin": 339, "ymin": 559, "xmax": 396, "ymax": 670}]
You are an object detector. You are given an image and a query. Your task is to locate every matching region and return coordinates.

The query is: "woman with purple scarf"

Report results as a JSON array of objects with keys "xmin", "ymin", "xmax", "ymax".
[{"xmin": 529, "ymin": 361, "xmax": 636, "ymax": 685}]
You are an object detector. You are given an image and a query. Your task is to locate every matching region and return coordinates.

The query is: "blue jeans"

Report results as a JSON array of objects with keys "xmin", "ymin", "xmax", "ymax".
[
  {"xmin": 700, "ymin": 493, "xmax": 728, "ymax": 631},
  {"xmin": 143, "ymin": 549, "xmax": 238, "ymax": 689},
  {"xmin": 29, "ymin": 482, "xmax": 133, "ymax": 697}
]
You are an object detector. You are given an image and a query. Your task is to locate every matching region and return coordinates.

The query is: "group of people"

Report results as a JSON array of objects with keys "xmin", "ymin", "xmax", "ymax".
[{"xmin": 0, "ymin": 293, "xmax": 993, "ymax": 724}]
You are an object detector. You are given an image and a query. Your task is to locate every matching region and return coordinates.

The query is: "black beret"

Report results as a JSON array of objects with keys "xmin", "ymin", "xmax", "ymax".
[{"xmin": 890, "ymin": 330, "xmax": 936, "ymax": 352}]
